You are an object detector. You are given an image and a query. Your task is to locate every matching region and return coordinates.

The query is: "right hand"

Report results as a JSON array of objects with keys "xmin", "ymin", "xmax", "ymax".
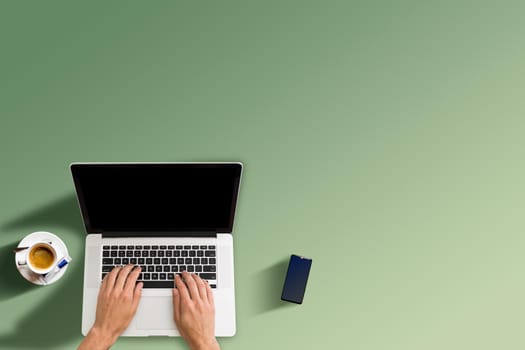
[{"xmin": 173, "ymin": 272, "xmax": 220, "ymax": 350}]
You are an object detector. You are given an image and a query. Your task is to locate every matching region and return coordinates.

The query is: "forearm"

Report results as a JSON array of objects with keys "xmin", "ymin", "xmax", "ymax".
[{"xmin": 78, "ymin": 326, "xmax": 119, "ymax": 350}]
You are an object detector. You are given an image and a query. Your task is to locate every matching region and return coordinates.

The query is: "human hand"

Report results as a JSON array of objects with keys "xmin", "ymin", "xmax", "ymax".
[
  {"xmin": 78, "ymin": 265, "xmax": 143, "ymax": 350},
  {"xmin": 173, "ymin": 272, "xmax": 220, "ymax": 350}
]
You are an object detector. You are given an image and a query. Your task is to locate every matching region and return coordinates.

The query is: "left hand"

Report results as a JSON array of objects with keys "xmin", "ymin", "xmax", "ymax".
[{"xmin": 78, "ymin": 265, "xmax": 143, "ymax": 350}]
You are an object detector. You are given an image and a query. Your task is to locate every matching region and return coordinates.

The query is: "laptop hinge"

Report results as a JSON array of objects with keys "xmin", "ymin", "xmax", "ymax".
[{"xmin": 101, "ymin": 231, "xmax": 218, "ymax": 238}]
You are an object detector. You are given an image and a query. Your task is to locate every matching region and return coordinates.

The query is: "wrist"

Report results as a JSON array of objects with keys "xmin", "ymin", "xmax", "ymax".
[
  {"xmin": 88, "ymin": 325, "xmax": 119, "ymax": 349},
  {"xmin": 188, "ymin": 337, "xmax": 220, "ymax": 350}
]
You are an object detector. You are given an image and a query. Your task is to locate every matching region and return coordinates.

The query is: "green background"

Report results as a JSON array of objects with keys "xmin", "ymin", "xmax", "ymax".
[{"xmin": 1, "ymin": 1, "xmax": 525, "ymax": 349}]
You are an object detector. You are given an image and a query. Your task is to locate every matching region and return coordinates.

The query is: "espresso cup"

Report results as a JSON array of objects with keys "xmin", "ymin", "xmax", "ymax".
[{"xmin": 17, "ymin": 241, "xmax": 57, "ymax": 275}]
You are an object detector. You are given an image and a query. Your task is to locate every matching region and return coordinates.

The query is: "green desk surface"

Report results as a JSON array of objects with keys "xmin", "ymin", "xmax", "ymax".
[{"xmin": 2, "ymin": 1, "xmax": 525, "ymax": 349}]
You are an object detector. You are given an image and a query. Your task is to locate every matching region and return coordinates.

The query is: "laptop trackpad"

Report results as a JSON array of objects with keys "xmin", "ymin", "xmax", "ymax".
[{"xmin": 136, "ymin": 296, "xmax": 175, "ymax": 330}]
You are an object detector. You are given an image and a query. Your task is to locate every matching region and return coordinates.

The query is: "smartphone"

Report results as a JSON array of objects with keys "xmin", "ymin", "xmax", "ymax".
[{"xmin": 281, "ymin": 254, "xmax": 312, "ymax": 304}]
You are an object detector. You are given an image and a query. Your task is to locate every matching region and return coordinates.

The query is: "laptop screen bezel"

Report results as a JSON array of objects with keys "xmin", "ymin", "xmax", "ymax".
[{"xmin": 70, "ymin": 162, "xmax": 243, "ymax": 235}]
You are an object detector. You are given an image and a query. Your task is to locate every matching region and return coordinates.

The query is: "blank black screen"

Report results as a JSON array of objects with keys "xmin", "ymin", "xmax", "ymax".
[
  {"xmin": 281, "ymin": 255, "xmax": 312, "ymax": 304},
  {"xmin": 71, "ymin": 163, "xmax": 242, "ymax": 233}
]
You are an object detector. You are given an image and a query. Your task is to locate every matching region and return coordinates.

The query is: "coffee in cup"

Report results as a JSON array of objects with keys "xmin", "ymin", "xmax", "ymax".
[
  {"xmin": 18, "ymin": 242, "xmax": 57, "ymax": 275},
  {"xmin": 29, "ymin": 243, "xmax": 56, "ymax": 271}
]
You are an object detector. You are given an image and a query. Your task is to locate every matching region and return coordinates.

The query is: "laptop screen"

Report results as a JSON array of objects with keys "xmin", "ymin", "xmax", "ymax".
[{"xmin": 71, "ymin": 163, "xmax": 242, "ymax": 234}]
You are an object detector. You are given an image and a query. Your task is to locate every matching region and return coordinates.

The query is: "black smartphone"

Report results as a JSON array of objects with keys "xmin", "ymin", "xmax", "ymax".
[{"xmin": 281, "ymin": 254, "xmax": 312, "ymax": 304}]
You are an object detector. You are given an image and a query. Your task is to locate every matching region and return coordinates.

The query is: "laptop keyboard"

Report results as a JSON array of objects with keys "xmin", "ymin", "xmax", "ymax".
[{"xmin": 101, "ymin": 245, "xmax": 217, "ymax": 288}]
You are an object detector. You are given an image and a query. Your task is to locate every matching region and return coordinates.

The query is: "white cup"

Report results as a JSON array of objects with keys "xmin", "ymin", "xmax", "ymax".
[{"xmin": 17, "ymin": 241, "xmax": 58, "ymax": 275}]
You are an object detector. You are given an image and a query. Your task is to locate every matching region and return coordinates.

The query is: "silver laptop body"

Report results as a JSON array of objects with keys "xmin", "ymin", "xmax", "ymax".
[{"xmin": 71, "ymin": 162, "xmax": 242, "ymax": 337}]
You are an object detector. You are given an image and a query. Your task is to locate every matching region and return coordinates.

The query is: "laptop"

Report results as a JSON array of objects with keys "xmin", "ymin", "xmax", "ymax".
[{"xmin": 71, "ymin": 162, "xmax": 242, "ymax": 337}]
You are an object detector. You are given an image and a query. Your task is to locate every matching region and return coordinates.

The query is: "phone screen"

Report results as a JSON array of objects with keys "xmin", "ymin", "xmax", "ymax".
[{"xmin": 281, "ymin": 255, "xmax": 312, "ymax": 304}]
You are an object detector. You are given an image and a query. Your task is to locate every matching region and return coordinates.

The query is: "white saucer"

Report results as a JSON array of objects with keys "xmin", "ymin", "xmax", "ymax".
[{"xmin": 15, "ymin": 231, "xmax": 70, "ymax": 285}]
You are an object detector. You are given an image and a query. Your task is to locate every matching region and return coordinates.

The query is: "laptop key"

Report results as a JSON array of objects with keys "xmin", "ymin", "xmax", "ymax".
[
  {"xmin": 170, "ymin": 258, "xmax": 176, "ymax": 264},
  {"xmin": 181, "ymin": 251, "xmax": 188, "ymax": 257},
  {"xmin": 127, "ymin": 245, "xmax": 134, "ymax": 250},
  {"xmin": 168, "ymin": 273, "xmax": 174, "ymax": 280},
  {"xmin": 199, "ymin": 273, "xmax": 216, "ymax": 280},
  {"xmin": 160, "ymin": 273, "xmax": 166, "ymax": 279},
  {"xmin": 193, "ymin": 258, "xmax": 200, "ymax": 264},
  {"xmin": 142, "ymin": 251, "xmax": 149, "ymax": 257},
  {"xmin": 192, "ymin": 245, "xmax": 199, "ymax": 250},
  {"xmin": 163, "ymin": 266, "xmax": 170, "ymax": 272},
  {"xmin": 201, "ymin": 258, "xmax": 208, "ymax": 264},
  {"xmin": 102, "ymin": 265, "xmax": 114, "ymax": 272},
  {"xmin": 166, "ymin": 251, "xmax": 173, "ymax": 257},
  {"xmin": 189, "ymin": 251, "xmax": 196, "ymax": 257},
  {"xmin": 176, "ymin": 245, "xmax": 182, "ymax": 249},
  {"xmin": 144, "ymin": 273, "xmax": 151, "ymax": 280},
  {"xmin": 144, "ymin": 245, "xmax": 151, "ymax": 249},
  {"xmin": 180, "ymin": 266, "xmax": 186, "ymax": 272},
  {"xmin": 208, "ymin": 245, "xmax": 215, "ymax": 249},
  {"xmin": 195, "ymin": 265, "xmax": 202, "ymax": 272},
  {"xmin": 155, "ymin": 266, "xmax": 162, "ymax": 272},
  {"xmin": 152, "ymin": 245, "xmax": 159, "ymax": 249},
  {"xmin": 102, "ymin": 251, "xmax": 110, "ymax": 257},
  {"xmin": 118, "ymin": 251, "xmax": 125, "ymax": 257},
  {"xmin": 205, "ymin": 251, "xmax": 215, "ymax": 257},
  {"xmin": 111, "ymin": 245, "xmax": 118, "ymax": 250},
  {"xmin": 184, "ymin": 245, "xmax": 190, "ymax": 249},
  {"xmin": 111, "ymin": 251, "xmax": 117, "ymax": 257},
  {"xmin": 148, "ymin": 266, "xmax": 154, "ymax": 272},
  {"xmin": 171, "ymin": 266, "xmax": 178, "ymax": 272},
  {"xmin": 174, "ymin": 251, "xmax": 180, "ymax": 257},
  {"xmin": 187, "ymin": 266, "xmax": 194, "ymax": 272},
  {"xmin": 162, "ymin": 258, "xmax": 168, "ymax": 264},
  {"xmin": 134, "ymin": 251, "xmax": 141, "ymax": 257},
  {"xmin": 114, "ymin": 258, "xmax": 121, "ymax": 265},
  {"xmin": 177, "ymin": 258, "xmax": 184, "ymax": 264},
  {"xmin": 138, "ymin": 258, "xmax": 145, "ymax": 264},
  {"xmin": 210, "ymin": 284, "xmax": 216, "ymax": 289},
  {"xmin": 210, "ymin": 258, "xmax": 216, "ymax": 264},
  {"xmin": 185, "ymin": 258, "xmax": 192, "ymax": 265},
  {"xmin": 130, "ymin": 258, "xmax": 137, "ymax": 264},
  {"xmin": 103, "ymin": 245, "xmax": 110, "ymax": 250},
  {"xmin": 203, "ymin": 265, "xmax": 216, "ymax": 272},
  {"xmin": 150, "ymin": 251, "xmax": 157, "ymax": 257},
  {"xmin": 102, "ymin": 258, "xmax": 113, "ymax": 265},
  {"xmin": 126, "ymin": 251, "xmax": 133, "ymax": 257},
  {"xmin": 152, "ymin": 273, "xmax": 158, "ymax": 280},
  {"xmin": 197, "ymin": 251, "xmax": 204, "ymax": 257},
  {"xmin": 142, "ymin": 281, "xmax": 174, "ymax": 288},
  {"xmin": 200, "ymin": 245, "xmax": 207, "ymax": 250},
  {"xmin": 160, "ymin": 245, "xmax": 167, "ymax": 249},
  {"xmin": 154, "ymin": 258, "xmax": 160, "ymax": 265}
]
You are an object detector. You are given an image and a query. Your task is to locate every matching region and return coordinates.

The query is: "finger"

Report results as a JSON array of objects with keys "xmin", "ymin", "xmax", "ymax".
[
  {"xmin": 182, "ymin": 272, "xmax": 199, "ymax": 300},
  {"xmin": 124, "ymin": 266, "xmax": 142, "ymax": 294},
  {"xmin": 192, "ymin": 273, "xmax": 208, "ymax": 301},
  {"xmin": 205, "ymin": 280, "xmax": 215, "ymax": 307},
  {"xmin": 133, "ymin": 281, "xmax": 143, "ymax": 309},
  {"xmin": 103, "ymin": 266, "xmax": 121, "ymax": 292},
  {"xmin": 175, "ymin": 274, "xmax": 191, "ymax": 303},
  {"xmin": 172, "ymin": 287, "xmax": 181, "ymax": 322},
  {"xmin": 115, "ymin": 264, "xmax": 134, "ymax": 291}
]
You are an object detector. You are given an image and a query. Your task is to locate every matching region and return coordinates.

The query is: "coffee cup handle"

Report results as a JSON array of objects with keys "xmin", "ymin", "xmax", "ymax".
[{"xmin": 16, "ymin": 253, "xmax": 28, "ymax": 266}]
